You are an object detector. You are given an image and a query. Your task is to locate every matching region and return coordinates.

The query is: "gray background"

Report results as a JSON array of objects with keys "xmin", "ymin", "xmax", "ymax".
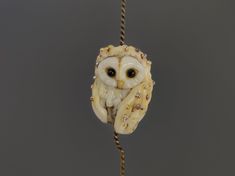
[{"xmin": 0, "ymin": 0, "xmax": 234, "ymax": 176}]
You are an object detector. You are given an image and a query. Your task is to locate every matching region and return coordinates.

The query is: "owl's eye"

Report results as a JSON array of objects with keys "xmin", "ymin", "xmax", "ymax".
[
  {"xmin": 126, "ymin": 68, "xmax": 137, "ymax": 78},
  {"xmin": 106, "ymin": 67, "xmax": 116, "ymax": 77}
]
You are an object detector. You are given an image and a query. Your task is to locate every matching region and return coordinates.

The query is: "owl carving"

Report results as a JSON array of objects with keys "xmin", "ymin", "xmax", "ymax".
[{"xmin": 91, "ymin": 45, "xmax": 154, "ymax": 135}]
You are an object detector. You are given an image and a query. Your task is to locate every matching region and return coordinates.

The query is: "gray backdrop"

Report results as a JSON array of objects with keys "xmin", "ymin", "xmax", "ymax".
[{"xmin": 0, "ymin": 0, "xmax": 235, "ymax": 176}]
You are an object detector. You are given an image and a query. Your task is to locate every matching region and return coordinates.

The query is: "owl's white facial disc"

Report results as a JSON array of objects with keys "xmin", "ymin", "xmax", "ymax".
[
  {"xmin": 119, "ymin": 56, "xmax": 145, "ymax": 89},
  {"xmin": 97, "ymin": 57, "xmax": 119, "ymax": 87}
]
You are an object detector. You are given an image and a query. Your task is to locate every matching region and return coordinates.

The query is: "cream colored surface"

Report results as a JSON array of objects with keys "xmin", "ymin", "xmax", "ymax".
[{"xmin": 91, "ymin": 45, "xmax": 154, "ymax": 134}]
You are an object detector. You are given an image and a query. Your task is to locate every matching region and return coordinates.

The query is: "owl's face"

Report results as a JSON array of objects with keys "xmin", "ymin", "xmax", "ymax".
[{"xmin": 97, "ymin": 56, "xmax": 146, "ymax": 89}]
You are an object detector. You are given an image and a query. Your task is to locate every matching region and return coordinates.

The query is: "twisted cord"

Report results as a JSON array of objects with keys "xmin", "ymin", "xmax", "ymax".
[
  {"xmin": 120, "ymin": 0, "xmax": 127, "ymax": 45},
  {"xmin": 114, "ymin": 131, "xmax": 126, "ymax": 176},
  {"xmin": 113, "ymin": 1, "xmax": 127, "ymax": 175}
]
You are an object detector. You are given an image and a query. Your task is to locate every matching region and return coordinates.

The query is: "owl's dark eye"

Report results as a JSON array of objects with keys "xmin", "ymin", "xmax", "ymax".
[
  {"xmin": 126, "ymin": 68, "xmax": 137, "ymax": 78},
  {"xmin": 106, "ymin": 67, "xmax": 116, "ymax": 77}
]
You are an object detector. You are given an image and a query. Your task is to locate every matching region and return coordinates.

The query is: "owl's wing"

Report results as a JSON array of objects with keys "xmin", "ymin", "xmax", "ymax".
[
  {"xmin": 114, "ymin": 78, "xmax": 154, "ymax": 134},
  {"xmin": 91, "ymin": 79, "xmax": 108, "ymax": 123}
]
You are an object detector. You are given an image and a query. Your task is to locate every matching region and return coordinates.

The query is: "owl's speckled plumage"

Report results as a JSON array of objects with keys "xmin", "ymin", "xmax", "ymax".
[{"xmin": 91, "ymin": 45, "xmax": 154, "ymax": 134}]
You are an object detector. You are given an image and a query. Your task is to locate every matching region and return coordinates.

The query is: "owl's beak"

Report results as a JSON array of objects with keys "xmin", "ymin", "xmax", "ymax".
[{"xmin": 117, "ymin": 80, "xmax": 124, "ymax": 89}]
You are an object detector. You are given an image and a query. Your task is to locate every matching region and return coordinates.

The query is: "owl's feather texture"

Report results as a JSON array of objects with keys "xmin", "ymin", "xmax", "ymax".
[{"xmin": 114, "ymin": 77, "xmax": 153, "ymax": 134}]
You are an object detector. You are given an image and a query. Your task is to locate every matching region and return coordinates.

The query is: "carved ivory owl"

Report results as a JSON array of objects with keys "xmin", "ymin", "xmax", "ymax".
[{"xmin": 91, "ymin": 45, "xmax": 154, "ymax": 135}]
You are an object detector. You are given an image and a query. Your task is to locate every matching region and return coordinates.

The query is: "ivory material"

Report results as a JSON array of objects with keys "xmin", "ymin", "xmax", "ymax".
[{"xmin": 91, "ymin": 45, "xmax": 154, "ymax": 135}]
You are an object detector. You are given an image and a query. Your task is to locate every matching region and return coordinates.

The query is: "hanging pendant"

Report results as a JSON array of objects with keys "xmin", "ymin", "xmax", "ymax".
[
  {"xmin": 90, "ymin": 1, "xmax": 154, "ymax": 175},
  {"xmin": 90, "ymin": 45, "xmax": 154, "ymax": 134}
]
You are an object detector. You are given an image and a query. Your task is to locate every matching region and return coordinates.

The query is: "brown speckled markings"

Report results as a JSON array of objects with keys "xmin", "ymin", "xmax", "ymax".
[
  {"xmin": 114, "ymin": 80, "xmax": 153, "ymax": 134},
  {"xmin": 91, "ymin": 45, "xmax": 154, "ymax": 135}
]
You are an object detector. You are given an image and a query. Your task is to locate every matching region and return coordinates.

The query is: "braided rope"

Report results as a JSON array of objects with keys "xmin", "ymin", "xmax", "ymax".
[
  {"xmin": 120, "ymin": 0, "xmax": 127, "ymax": 45},
  {"xmin": 114, "ymin": 131, "xmax": 126, "ymax": 176},
  {"xmin": 113, "ymin": 1, "xmax": 127, "ymax": 176}
]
